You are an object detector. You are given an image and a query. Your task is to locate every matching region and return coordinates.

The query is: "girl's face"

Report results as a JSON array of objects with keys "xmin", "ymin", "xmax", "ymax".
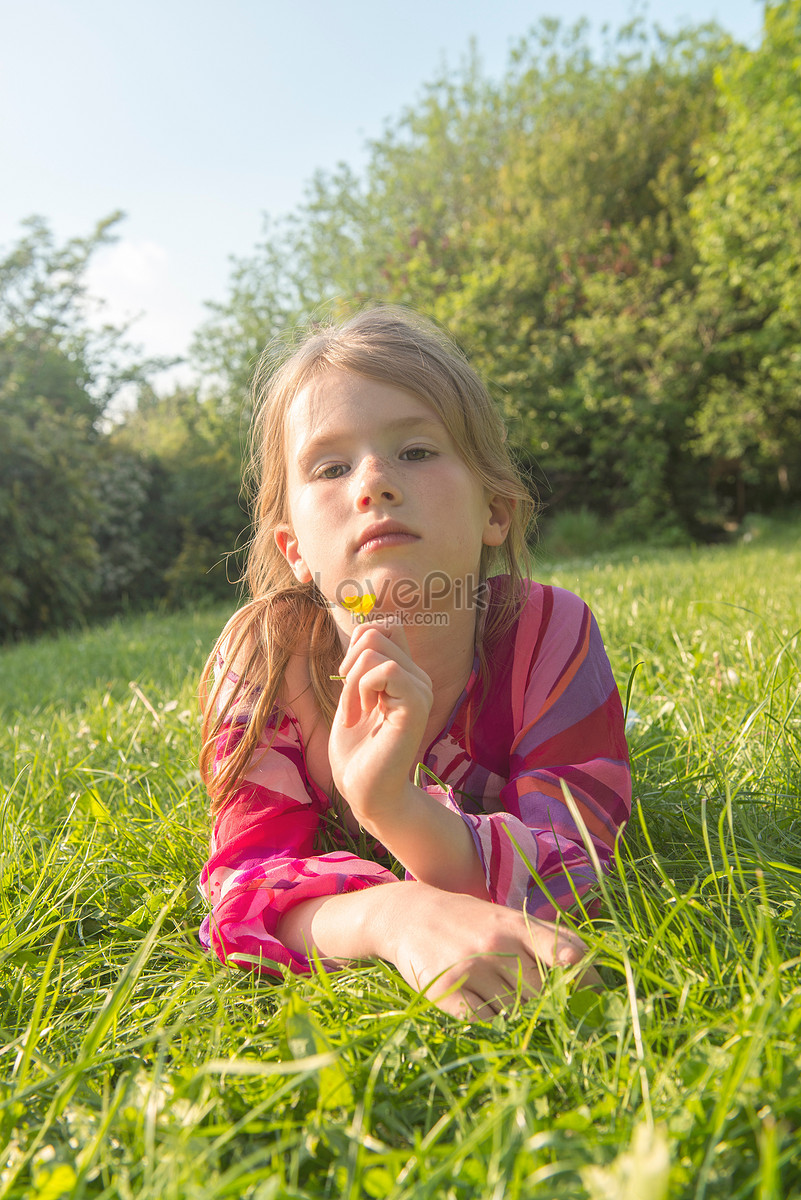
[{"xmin": 275, "ymin": 369, "xmax": 510, "ymax": 620}]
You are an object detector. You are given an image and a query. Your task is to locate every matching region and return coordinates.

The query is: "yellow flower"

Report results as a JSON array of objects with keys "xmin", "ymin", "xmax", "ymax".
[{"xmin": 340, "ymin": 592, "xmax": 376, "ymax": 621}]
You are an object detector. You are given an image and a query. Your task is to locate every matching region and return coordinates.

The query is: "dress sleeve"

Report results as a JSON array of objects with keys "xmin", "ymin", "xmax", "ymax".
[
  {"xmin": 198, "ymin": 669, "xmax": 397, "ymax": 977},
  {"xmin": 445, "ymin": 586, "xmax": 631, "ymax": 919}
]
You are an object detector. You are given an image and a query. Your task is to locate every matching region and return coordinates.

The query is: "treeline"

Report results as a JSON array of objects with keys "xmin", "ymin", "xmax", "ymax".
[
  {"xmin": 0, "ymin": 218, "xmax": 245, "ymax": 640},
  {"xmin": 2, "ymin": 4, "xmax": 800, "ymax": 640}
]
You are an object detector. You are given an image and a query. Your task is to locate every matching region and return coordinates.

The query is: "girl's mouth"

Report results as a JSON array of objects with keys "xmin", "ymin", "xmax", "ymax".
[
  {"xmin": 358, "ymin": 531, "xmax": 419, "ymax": 553},
  {"xmin": 356, "ymin": 522, "xmax": 419, "ymax": 553}
]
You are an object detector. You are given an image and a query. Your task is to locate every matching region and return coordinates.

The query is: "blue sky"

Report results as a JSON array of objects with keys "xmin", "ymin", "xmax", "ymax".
[{"xmin": 1, "ymin": 0, "xmax": 765, "ymax": 382}]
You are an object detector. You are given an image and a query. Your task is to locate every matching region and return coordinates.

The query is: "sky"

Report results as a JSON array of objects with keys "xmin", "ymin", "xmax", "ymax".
[{"xmin": 1, "ymin": 0, "xmax": 765, "ymax": 387}]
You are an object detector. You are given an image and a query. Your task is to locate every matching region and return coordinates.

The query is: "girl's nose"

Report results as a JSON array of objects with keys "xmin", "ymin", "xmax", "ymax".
[{"xmin": 354, "ymin": 458, "xmax": 402, "ymax": 509}]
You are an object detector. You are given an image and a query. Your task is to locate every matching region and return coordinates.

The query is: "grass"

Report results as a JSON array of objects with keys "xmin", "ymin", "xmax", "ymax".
[{"xmin": 1, "ymin": 521, "xmax": 800, "ymax": 1199}]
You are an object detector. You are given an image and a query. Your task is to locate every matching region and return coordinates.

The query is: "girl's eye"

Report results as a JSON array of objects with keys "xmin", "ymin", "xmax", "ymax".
[
  {"xmin": 317, "ymin": 464, "xmax": 348, "ymax": 480},
  {"xmin": 401, "ymin": 447, "xmax": 433, "ymax": 461}
]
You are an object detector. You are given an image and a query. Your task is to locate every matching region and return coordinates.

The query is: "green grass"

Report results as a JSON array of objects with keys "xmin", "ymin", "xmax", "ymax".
[{"xmin": 1, "ymin": 523, "xmax": 800, "ymax": 1199}]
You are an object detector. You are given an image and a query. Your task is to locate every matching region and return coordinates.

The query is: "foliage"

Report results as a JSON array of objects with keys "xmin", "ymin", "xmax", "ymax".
[
  {"xmin": 0, "ymin": 218, "xmax": 246, "ymax": 640},
  {"xmin": 196, "ymin": 8, "xmax": 801, "ymax": 539},
  {"xmin": 90, "ymin": 442, "xmax": 164, "ymax": 614},
  {"xmin": 0, "ymin": 214, "xmax": 134, "ymax": 420},
  {"xmin": 0, "ymin": 217, "xmax": 161, "ymax": 639},
  {"xmin": 110, "ymin": 385, "xmax": 249, "ymax": 607},
  {"xmin": 688, "ymin": 0, "xmax": 801, "ymax": 510},
  {"xmin": 6, "ymin": 7, "xmax": 801, "ymax": 639},
  {"xmin": 1, "ymin": 528, "xmax": 800, "ymax": 1196},
  {"xmin": 0, "ymin": 402, "xmax": 100, "ymax": 640},
  {"xmin": 193, "ymin": 20, "xmax": 736, "ymax": 537}
]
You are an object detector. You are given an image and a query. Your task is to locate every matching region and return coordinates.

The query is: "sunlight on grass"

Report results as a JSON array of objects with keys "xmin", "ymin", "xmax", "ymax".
[{"xmin": 1, "ymin": 527, "xmax": 799, "ymax": 1198}]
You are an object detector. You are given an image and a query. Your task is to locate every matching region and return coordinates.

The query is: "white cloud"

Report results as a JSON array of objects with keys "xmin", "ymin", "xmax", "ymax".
[
  {"xmin": 90, "ymin": 238, "xmax": 168, "ymax": 291},
  {"xmin": 84, "ymin": 238, "xmax": 205, "ymax": 379}
]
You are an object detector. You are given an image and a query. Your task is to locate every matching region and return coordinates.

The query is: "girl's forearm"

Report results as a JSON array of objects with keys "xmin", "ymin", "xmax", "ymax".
[
  {"xmin": 357, "ymin": 783, "xmax": 489, "ymax": 899},
  {"xmin": 276, "ymin": 882, "xmax": 407, "ymax": 965},
  {"xmin": 276, "ymin": 881, "xmax": 598, "ymax": 1023}
]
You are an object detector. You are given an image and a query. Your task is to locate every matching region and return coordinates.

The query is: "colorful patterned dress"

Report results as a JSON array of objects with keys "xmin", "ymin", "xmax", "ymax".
[{"xmin": 199, "ymin": 578, "xmax": 632, "ymax": 976}]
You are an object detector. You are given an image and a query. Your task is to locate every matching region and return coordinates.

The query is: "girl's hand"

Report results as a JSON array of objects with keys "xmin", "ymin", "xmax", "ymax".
[
  {"xmin": 328, "ymin": 621, "xmax": 433, "ymax": 828},
  {"xmin": 382, "ymin": 884, "xmax": 599, "ymax": 1021}
]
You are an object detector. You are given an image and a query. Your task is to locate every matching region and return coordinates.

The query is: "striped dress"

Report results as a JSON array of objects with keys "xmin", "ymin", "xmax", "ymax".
[{"xmin": 199, "ymin": 578, "xmax": 632, "ymax": 976}]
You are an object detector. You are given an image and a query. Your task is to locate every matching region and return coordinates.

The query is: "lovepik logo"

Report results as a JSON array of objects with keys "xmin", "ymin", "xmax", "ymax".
[{"xmin": 312, "ymin": 571, "xmax": 490, "ymax": 613}]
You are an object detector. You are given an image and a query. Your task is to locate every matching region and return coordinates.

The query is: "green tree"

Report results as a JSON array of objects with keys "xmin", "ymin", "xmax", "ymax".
[
  {"xmin": 0, "ymin": 216, "xmax": 156, "ymax": 638},
  {"xmin": 194, "ymin": 18, "xmax": 731, "ymax": 535},
  {"xmin": 111, "ymin": 386, "xmax": 248, "ymax": 608},
  {"xmin": 0, "ymin": 399, "xmax": 100, "ymax": 637},
  {"xmin": 424, "ymin": 24, "xmax": 729, "ymax": 535},
  {"xmin": 688, "ymin": 0, "xmax": 801, "ymax": 515}
]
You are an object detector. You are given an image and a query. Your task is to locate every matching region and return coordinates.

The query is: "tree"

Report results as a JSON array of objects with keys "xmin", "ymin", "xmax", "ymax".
[
  {"xmin": 110, "ymin": 386, "xmax": 248, "ymax": 608},
  {"xmin": 193, "ymin": 18, "xmax": 732, "ymax": 536},
  {"xmin": 688, "ymin": 0, "xmax": 801, "ymax": 515},
  {"xmin": 0, "ymin": 216, "xmax": 154, "ymax": 638},
  {"xmin": 0, "ymin": 398, "xmax": 100, "ymax": 637},
  {"xmin": 421, "ymin": 23, "xmax": 730, "ymax": 535}
]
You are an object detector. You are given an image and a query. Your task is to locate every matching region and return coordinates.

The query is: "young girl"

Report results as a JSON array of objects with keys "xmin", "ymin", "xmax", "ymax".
[{"xmin": 198, "ymin": 306, "xmax": 631, "ymax": 1020}]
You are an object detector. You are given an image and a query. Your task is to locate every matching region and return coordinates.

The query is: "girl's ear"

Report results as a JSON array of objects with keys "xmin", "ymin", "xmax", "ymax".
[
  {"xmin": 482, "ymin": 495, "xmax": 515, "ymax": 547},
  {"xmin": 274, "ymin": 525, "xmax": 313, "ymax": 583}
]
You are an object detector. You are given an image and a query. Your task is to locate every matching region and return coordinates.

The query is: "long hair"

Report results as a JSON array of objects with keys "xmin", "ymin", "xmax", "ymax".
[{"xmin": 200, "ymin": 305, "xmax": 538, "ymax": 816}]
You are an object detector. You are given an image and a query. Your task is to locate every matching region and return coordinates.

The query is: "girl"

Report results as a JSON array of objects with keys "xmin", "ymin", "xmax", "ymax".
[{"xmin": 199, "ymin": 306, "xmax": 631, "ymax": 1020}]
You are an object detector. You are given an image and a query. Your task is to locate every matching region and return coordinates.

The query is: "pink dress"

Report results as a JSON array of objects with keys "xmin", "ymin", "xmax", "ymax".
[{"xmin": 199, "ymin": 579, "xmax": 632, "ymax": 977}]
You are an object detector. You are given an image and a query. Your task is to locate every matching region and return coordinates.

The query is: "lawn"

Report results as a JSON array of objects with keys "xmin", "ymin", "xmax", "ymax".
[{"xmin": 1, "ymin": 520, "xmax": 799, "ymax": 1199}]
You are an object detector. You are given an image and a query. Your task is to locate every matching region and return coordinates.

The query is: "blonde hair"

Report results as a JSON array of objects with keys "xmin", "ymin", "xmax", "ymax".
[{"xmin": 200, "ymin": 305, "xmax": 537, "ymax": 814}]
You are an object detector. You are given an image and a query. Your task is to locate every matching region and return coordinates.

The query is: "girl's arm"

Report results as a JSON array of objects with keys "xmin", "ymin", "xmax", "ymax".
[
  {"xmin": 199, "ymin": 708, "xmax": 399, "ymax": 977},
  {"xmin": 202, "ymin": 752, "xmax": 595, "ymax": 1018},
  {"xmin": 327, "ymin": 622, "xmax": 490, "ymax": 896},
  {"xmin": 202, "ymin": 633, "xmax": 483, "ymax": 977},
  {"xmin": 454, "ymin": 586, "xmax": 632, "ymax": 917},
  {"xmin": 276, "ymin": 880, "xmax": 598, "ymax": 1021},
  {"xmin": 327, "ymin": 587, "xmax": 631, "ymax": 918},
  {"xmin": 346, "ymin": 777, "xmax": 490, "ymax": 898}
]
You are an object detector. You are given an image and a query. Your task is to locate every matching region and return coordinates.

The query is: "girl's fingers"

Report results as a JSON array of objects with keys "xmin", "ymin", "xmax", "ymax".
[
  {"xmin": 390, "ymin": 891, "xmax": 600, "ymax": 1024},
  {"xmin": 421, "ymin": 946, "xmax": 541, "ymax": 1007},
  {"xmin": 340, "ymin": 655, "xmax": 431, "ymax": 728},
  {"xmin": 456, "ymin": 990, "xmax": 488, "ymax": 1020},
  {"xmin": 337, "ymin": 642, "xmax": 432, "ymax": 727},
  {"xmin": 431, "ymin": 969, "xmax": 529, "ymax": 1022},
  {"xmin": 434, "ymin": 950, "xmax": 587, "ymax": 1022},
  {"xmin": 426, "ymin": 932, "xmax": 591, "ymax": 1020},
  {"xmin": 471, "ymin": 957, "xmax": 544, "ymax": 1005},
  {"xmin": 363, "ymin": 617, "xmax": 413, "ymax": 658},
  {"xmin": 338, "ymin": 622, "xmax": 428, "ymax": 686},
  {"xmin": 446, "ymin": 988, "xmax": 497, "ymax": 1022},
  {"xmin": 525, "ymin": 918, "xmax": 589, "ymax": 971}
]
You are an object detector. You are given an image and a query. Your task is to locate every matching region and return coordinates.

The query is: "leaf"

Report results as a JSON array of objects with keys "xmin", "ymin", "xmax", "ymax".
[
  {"xmin": 581, "ymin": 1122, "xmax": 670, "ymax": 1200},
  {"xmin": 75, "ymin": 789, "xmax": 113, "ymax": 825},
  {"xmin": 568, "ymin": 987, "xmax": 607, "ymax": 1031},
  {"xmin": 283, "ymin": 994, "xmax": 354, "ymax": 1111},
  {"xmin": 31, "ymin": 1163, "xmax": 78, "ymax": 1200},
  {"xmin": 0, "ymin": 919, "xmax": 18, "ymax": 948}
]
